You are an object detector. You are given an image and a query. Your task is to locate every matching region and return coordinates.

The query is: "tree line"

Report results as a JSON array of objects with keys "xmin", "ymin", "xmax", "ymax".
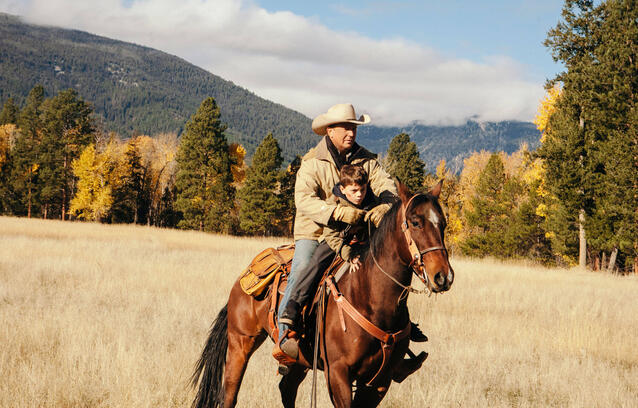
[
  {"xmin": 0, "ymin": 88, "xmax": 298, "ymax": 235},
  {"xmin": 0, "ymin": 1, "xmax": 634, "ymax": 273},
  {"xmin": 0, "ymin": 80, "xmax": 633, "ymax": 272}
]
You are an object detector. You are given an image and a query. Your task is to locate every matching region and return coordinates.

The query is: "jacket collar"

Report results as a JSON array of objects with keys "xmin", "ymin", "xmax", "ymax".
[{"xmin": 314, "ymin": 137, "xmax": 376, "ymax": 164}]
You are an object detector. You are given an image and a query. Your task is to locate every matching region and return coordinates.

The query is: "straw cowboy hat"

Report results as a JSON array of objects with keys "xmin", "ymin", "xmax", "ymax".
[{"xmin": 311, "ymin": 103, "xmax": 371, "ymax": 136}]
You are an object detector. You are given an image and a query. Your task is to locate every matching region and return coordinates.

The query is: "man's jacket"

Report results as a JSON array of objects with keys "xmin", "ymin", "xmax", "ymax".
[{"xmin": 293, "ymin": 137, "xmax": 397, "ymax": 241}]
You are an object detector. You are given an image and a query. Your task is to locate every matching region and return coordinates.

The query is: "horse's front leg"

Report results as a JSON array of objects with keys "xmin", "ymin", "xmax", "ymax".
[
  {"xmin": 278, "ymin": 363, "xmax": 308, "ymax": 408},
  {"xmin": 325, "ymin": 362, "xmax": 353, "ymax": 408},
  {"xmin": 352, "ymin": 381, "xmax": 391, "ymax": 408}
]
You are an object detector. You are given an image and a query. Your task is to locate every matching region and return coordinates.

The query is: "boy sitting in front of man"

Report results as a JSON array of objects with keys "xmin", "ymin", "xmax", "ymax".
[{"xmin": 276, "ymin": 164, "xmax": 427, "ymax": 361}]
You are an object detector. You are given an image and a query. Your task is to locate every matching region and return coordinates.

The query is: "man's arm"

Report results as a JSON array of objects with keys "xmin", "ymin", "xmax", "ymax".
[{"xmin": 294, "ymin": 159, "xmax": 338, "ymax": 226}]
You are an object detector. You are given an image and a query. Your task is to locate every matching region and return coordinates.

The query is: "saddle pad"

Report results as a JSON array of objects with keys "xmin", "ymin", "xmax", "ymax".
[{"xmin": 239, "ymin": 244, "xmax": 294, "ymax": 296}]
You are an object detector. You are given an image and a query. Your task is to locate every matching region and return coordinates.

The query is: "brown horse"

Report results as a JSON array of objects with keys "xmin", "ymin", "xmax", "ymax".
[{"xmin": 191, "ymin": 181, "xmax": 454, "ymax": 408}]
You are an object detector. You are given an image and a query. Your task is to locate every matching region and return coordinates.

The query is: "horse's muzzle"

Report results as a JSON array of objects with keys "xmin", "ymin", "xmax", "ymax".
[{"xmin": 431, "ymin": 267, "xmax": 454, "ymax": 292}]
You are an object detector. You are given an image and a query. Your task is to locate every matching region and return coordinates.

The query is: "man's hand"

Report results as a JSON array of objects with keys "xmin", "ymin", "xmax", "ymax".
[
  {"xmin": 332, "ymin": 204, "xmax": 366, "ymax": 225},
  {"xmin": 349, "ymin": 255, "xmax": 362, "ymax": 273},
  {"xmin": 364, "ymin": 203, "xmax": 392, "ymax": 227}
]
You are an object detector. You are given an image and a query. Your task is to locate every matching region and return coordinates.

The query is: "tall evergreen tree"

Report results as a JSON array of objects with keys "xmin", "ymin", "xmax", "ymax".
[
  {"xmin": 9, "ymin": 85, "xmax": 45, "ymax": 217},
  {"xmin": 111, "ymin": 139, "xmax": 145, "ymax": 223},
  {"xmin": 542, "ymin": 0, "xmax": 600, "ymax": 267},
  {"xmin": 0, "ymin": 97, "xmax": 19, "ymax": 125},
  {"xmin": 38, "ymin": 89, "xmax": 94, "ymax": 219},
  {"xmin": 385, "ymin": 132, "xmax": 425, "ymax": 191},
  {"xmin": 461, "ymin": 153, "xmax": 512, "ymax": 257},
  {"xmin": 238, "ymin": 133, "xmax": 285, "ymax": 235},
  {"xmin": 543, "ymin": 0, "xmax": 637, "ymax": 271},
  {"xmin": 175, "ymin": 97, "xmax": 235, "ymax": 232}
]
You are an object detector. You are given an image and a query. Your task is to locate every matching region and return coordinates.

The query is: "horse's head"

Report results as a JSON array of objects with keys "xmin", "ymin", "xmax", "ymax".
[{"xmin": 396, "ymin": 180, "xmax": 454, "ymax": 293}]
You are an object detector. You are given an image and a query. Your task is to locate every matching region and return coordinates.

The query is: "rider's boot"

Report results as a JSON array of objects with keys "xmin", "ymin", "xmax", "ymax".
[
  {"xmin": 273, "ymin": 300, "xmax": 302, "ymax": 372},
  {"xmin": 409, "ymin": 321, "xmax": 428, "ymax": 342}
]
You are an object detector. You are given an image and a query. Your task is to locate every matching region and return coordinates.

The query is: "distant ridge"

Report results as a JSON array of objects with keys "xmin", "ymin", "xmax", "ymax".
[
  {"xmin": 358, "ymin": 120, "xmax": 540, "ymax": 172},
  {"xmin": 0, "ymin": 13, "xmax": 541, "ymax": 169}
]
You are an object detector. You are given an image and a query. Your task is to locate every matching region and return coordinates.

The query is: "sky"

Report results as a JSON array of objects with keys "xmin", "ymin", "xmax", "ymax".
[{"xmin": 0, "ymin": 0, "xmax": 565, "ymax": 126}]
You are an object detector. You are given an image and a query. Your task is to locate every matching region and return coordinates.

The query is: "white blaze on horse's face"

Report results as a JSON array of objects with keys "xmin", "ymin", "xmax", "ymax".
[{"xmin": 428, "ymin": 209, "xmax": 440, "ymax": 229}]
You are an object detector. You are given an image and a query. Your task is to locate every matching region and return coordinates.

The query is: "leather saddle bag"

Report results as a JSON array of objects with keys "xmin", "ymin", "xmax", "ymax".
[{"xmin": 239, "ymin": 244, "xmax": 295, "ymax": 296}]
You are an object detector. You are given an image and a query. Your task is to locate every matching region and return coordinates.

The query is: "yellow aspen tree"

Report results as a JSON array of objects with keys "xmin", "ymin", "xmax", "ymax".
[
  {"xmin": 0, "ymin": 124, "xmax": 18, "ymax": 167},
  {"xmin": 534, "ymin": 85, "xmax": 561, "ymax": 142},
  {"xmin": 229, "ymin": 143, "xmax": 246, "ymax": 186},
  {"xmin": 69, "ymin": 144, "xmax": 113, "ymax": 221},
  {"xmin": 435, "ymin": 159, "xmax": 463, "ymax": 251}
]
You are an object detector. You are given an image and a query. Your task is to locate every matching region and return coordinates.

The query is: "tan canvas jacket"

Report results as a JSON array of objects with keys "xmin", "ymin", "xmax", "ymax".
[{"xmin": 293, "ymin": 137, "xmax": 397, "ymax": 241}]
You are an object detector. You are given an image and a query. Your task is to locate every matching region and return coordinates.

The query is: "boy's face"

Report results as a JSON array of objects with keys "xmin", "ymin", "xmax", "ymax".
[{"xmin": 340, "ymin": 183, "xmax": 367, "ymax": 206}]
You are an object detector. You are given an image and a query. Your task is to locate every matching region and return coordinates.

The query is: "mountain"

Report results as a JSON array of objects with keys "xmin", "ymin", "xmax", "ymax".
[
  {"xmin": 358, "ymin": 120, "xmax": 540, "ymax": 172},
  {"xmin": 0, "ymin": 13, "xmax": 541, "ymax": 170},
  {"xmin": 0, "ymin": 13, "xmax": 316, "ymax": 162}
]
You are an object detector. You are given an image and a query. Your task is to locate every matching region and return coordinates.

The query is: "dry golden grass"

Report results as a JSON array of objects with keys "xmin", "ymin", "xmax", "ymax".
[{"xmin": 1, "ymin": 216, "xmax": 636, "ymax": 407}]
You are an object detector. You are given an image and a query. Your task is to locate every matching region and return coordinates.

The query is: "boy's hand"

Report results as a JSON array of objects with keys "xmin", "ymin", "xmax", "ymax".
[
  {"xmin": 364, "ymin": 203, "xmax": 392, "ymax": 227},
  {"xmin": 332, "ymin": 204, "xmax": 366, "ymax": 225},
  {"xmin": 349, "ymin": 255, "xmax": 362, "ymax": 273}
]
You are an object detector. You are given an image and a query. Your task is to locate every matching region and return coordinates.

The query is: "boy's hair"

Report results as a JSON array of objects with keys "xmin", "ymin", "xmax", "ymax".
[{"xmin": 339, "ymin": 164, "xmax": 368, "ymax": 187}]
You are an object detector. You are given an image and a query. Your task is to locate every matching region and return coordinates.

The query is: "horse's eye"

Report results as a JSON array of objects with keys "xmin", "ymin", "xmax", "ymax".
[{"xmin": 411, "ymin": 220, "xmax": 420, "ymax": 228}]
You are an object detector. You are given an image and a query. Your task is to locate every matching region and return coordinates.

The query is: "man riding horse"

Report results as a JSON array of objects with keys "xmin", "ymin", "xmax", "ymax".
[{"xmin": 275, "ymin": 103, "xmax": 427, "ymax": 364}]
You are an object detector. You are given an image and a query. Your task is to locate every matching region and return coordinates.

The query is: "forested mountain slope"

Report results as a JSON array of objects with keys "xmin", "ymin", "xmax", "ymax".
[{"xmin": 0, "ymin": 13, "xmax": 541, "ymax": 168}]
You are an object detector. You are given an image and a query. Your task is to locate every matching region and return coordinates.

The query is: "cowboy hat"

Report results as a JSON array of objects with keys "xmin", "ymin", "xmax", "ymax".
[{"xmin": 311, "ymin": 103, "xmax": 371, "ymax": 136}]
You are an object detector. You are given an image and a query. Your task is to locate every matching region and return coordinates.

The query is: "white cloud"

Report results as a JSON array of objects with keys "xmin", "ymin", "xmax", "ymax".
[{"xmin": 1, "ymin": 0, "xmax": 544, "ymax": 125}]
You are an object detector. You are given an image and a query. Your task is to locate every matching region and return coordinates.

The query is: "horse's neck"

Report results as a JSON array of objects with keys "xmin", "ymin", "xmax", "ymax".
[{"xmin": 341, "ymin": 220, "xmax": 411, "ymax": 330}]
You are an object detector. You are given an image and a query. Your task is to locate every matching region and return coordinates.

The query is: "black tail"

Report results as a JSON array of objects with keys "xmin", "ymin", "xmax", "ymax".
[{"xmin": 191, "ymin": 304, "xmax": 228, "ymax": 408}]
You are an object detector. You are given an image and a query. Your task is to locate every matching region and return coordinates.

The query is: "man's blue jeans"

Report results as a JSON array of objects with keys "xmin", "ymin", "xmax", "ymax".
[{"xmin": 278, "ymin": 239, "xmax": 319, "ymax": 334}]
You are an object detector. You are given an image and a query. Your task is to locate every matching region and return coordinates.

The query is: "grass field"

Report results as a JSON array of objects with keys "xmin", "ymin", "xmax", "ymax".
[{"xmin": 1, "ymin": 216, "xmax": 637, "ymax": 407}]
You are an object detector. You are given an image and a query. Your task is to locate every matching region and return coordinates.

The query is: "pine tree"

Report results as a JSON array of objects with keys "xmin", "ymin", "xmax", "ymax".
[
  {"xmin": 461, "ymin": 153, "xmax": 511, "ymax": 257},
  {"xmin": 385, "ymin": 133, "xmax": 426, "ymax": 191},
  {"xmin": 9, "ymin": 85, "xmax": 45, "ymax": 217},
  {"xmin": 0, "ymin": 97, "xmax": 19, "ymax": 125},
  {"xmin": 111, "ymin": 139, "xmax": 146, "ymax": 223},
  {"xmin": 238, "ymin": 134, "xmax": 284, "ymax": 235},
  {"xmin": 175, "ymin": 97, "xmax": 235, "ymax": 232},
  {"xmin": 38, "ymin": 89, "xmax": 95, "ymax": 219},
  {"xmin": 543, "ymin": 0, "xmax": 637, "ymax": 271},
  {"xmin": 542, "ymin": 0, "xmax": 600, "ymax": 268}
]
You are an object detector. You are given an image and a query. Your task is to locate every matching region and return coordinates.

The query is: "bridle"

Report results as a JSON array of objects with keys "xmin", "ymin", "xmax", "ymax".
[{"xmin": 369, "ymin": 193, "xmax": 448, "ymax": 298}]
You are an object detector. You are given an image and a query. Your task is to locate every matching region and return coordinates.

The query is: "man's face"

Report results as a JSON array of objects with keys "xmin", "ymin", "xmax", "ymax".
[
  {"xmin": 327, "ymin": 123, "xmax": 357, "ymax": 153},
  {"xmin": 340, "ymin": 183, "xmax": 367, "ymax": 206}
]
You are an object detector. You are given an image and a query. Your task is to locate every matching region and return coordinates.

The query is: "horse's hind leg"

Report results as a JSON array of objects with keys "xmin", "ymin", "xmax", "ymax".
[
  {"xmin": 223, "ymin": 331, "xmax": 266, "ymax": 407},
  {"xmin": 278, "ymin": 364, "xmax": 308, "ymax": 408}
]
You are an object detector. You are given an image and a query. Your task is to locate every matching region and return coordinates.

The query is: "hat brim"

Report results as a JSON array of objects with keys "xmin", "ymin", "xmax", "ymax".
[{"xmin": 312, "ymin": 114, "xmax": 371, "ymax": 136}]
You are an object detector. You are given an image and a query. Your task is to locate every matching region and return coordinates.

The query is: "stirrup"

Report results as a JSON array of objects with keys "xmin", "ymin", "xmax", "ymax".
[{"xmin": 272, "ymin": 329, "xmax": 298, "ymax": 367}]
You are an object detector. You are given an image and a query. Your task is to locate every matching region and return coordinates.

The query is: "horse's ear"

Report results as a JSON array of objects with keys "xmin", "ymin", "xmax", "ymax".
[
  {"xmin": 429, "ymin": 179, "xmax": 443, "ymax": 199},
  {"xmin": 395, "ymin": 179, "xmax": 412, "ymax": 203}
]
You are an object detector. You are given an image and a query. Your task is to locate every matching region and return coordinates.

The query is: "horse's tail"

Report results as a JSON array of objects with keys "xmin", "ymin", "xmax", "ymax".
[{"xmin": 191, "ymin": 303, "xmax": 228, "ymax": 408}]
